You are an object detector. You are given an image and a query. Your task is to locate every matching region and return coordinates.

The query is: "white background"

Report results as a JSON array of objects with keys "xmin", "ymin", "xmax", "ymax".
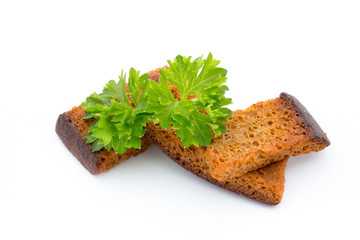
[{"xmin": 1, "ymin": 1, "xmax": 359, "ymax": 239}]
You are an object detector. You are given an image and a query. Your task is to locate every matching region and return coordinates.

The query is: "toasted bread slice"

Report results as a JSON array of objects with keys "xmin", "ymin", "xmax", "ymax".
[
  {"xmin": 56, "ymin": 103, "xmax": 288, "ymax": 204},
  {"xmin": 147, "ymin": 68, "xmax": 289, "ymax": 204},
  {"xmin": 56, "ymin": 106, "xmax": 152, "ymax": 174},
  {"xmin": 148, "ymin": 67, "xmax": 329, "ymax": 181},
  {"xmin": 203, "ymin": 93, "xmax": 330, "ymax": 181},
  {"xmin": 56, "ymin": 67, "xmax": 328, "ymax": 205},
  {"xmin": 147, "ymin": 123, "xmax": 288, "ymax": 205}
]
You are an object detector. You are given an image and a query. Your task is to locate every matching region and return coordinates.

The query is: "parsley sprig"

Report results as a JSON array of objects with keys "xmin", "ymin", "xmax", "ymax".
[
  {"xmin": 148, "ymin": 53, "xmax": 232, "ymax": 147},
  {"xmin": 81, "ymin": 53, "xmax": 232, "ymax": 153},
  {"xmin": 81, "ymin": 69, "xmax": 151, "ymax": 153}
]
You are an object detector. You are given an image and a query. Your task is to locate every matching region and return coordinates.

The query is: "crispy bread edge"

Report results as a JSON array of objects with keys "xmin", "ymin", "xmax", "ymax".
[
  {"xmin": 280, "ymin": 92, "xmax": 330, "ymax": 147},
  {"xmin": 56, "ymin": 112, "xmax": 101, "ymax": 174},
  {"xmin": 56, "ymin": 110, "xmax": 153, "ymax": 174}
]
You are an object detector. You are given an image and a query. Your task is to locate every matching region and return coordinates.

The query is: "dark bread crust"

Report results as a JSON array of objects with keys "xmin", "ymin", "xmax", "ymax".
[
  {"xmin": 147, "ymin": 123, "xmax": 288, "ymax": 205},
  {"xmin": 56, "ymin": 107, "xmax": 152, "ymax": 174},
  {"xmin": 280, "ymin": 92, "xmax": 330, "ymax": 145},
  {"xmin": 56, "ymin": 112, "xmax": 100, "ymax": 174}
]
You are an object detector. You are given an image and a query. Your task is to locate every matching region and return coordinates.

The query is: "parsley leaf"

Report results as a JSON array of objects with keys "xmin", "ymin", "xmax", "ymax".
[
  {"xmin": 81, "ymin": 53, "xmax": 233, "ymax": 153},
  {"xmin": 81, "ymin": 68, "xmax": 150, "ymax": 154},
  {"xmin": 148, "ymin": 53, "xmax": 232, "ymax": 147}
]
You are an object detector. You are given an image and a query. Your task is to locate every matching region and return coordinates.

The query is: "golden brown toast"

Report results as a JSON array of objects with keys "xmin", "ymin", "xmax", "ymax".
[
  {"xmin": 203, "ymin": 93, "xmax": 330, "ymax": 181},
  {"xmin": 147, "ymin": 123, "xmax": 288, "ymax": 205},
  {"xmin": 147, "ymin": 68, "xmax": 290, "ymax": 204},
  {"xmin": 56, "ymin": 103, "xmax": 288, "ymax": 204},
  {"xmin": 146, "ymin": 67, "xmax": 329, "ymax": 203},
  {"xmin": 56, "ymin": 67, "xmax": 329, "ymax": 205}
]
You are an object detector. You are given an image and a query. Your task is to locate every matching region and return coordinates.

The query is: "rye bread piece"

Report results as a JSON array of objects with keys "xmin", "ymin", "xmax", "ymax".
[
  {"xmin": 56, "ymin": 106, "xmax": 152, "ymax": 174},
  {"xmin": 147, "ymin": 122, "xmax": 289, "ymax": 205},
  {"xmin": 146, "ymin": 68, "xmax": 289, "ymax": 204},
  {"xmin": 148, "ymin": 67, "xmax": 329, "ymax": 181},
  {"xmin": 204, "ymin": 93, "xmax": 330, "ymax": 181}
]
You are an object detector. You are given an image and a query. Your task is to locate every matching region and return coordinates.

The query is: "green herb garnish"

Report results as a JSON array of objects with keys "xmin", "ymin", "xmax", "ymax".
[
  {"xmin": 81, "ymin": 68, "xmax": 151, "ymax": 153},
  {"xmin": 81, "ymin": 53, "xmax": 232, "ymax": 153},
  {"xmin": 148, "ymin": 53, "xmax": 232, "ymax": 147}
]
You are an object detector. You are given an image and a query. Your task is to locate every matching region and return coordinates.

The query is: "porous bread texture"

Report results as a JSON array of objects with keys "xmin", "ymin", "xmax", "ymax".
[
  {"xmin": 146, "ymin": 122, "xmax": 288, "ymax": 205},
  {"xmin": 204, "ymin": 94, "xmax": 330, "ymax": 181},
  {"xmin": 146, "ymin": 67, "xmax": 289, "ymax": 204},
  {"xmin": 56, "ymin": 106, "xmax": 152, "ymax": 174},
  {"xmin": 147, "ymin": 67, "xmax": 330, "ymax": 182},
  {"xmin": 146, "ymin": 67, "xmax": 330, "ymax": 204}
]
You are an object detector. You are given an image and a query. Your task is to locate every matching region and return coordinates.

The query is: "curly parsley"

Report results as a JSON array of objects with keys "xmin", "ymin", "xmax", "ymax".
[{"xmin": 81, "ymin": 53, "xmax": 232, "ymax": 153}]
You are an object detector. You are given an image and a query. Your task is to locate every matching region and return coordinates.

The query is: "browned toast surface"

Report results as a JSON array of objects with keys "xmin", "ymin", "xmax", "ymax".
[
  {"xmin": 56, "ymin": 106, "xmax": 152, "ymax": 174},
  {"xmin": 147, "ymin": 122, "xmax": 288, "ymax": 205},
  {"xmin": 147, "ymin": 67, "xmax": 329, "ymax": 181},
  {"xmin": 146, "ymin": 68, "xmax": 289, "ymax": 204},
  {"xmin": 204, "ymin": 93, "xmax": 330, "ymax": 180},
  {"xmin": 56, "ymin": 66, "xmax": 329, "ymax": 205}
]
